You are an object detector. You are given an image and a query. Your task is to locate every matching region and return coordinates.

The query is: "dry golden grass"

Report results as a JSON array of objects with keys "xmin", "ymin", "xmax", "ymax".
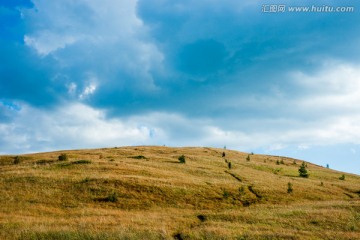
[{"xmin": 1, "ymin": 146, "xmax": 359, "ymax": 239}]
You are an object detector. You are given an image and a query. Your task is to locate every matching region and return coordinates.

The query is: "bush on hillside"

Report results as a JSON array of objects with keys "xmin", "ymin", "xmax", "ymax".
[
  {"xmin": 13, "ymin": 156, "xmax": 21, "ymax": 165},
  {"xmin": 105, "ymin": 192, "xmax": 118, "ymax": 203},
  {"xmin": 178, "ymin": 155, "xmax": 186, "ymax": 164},
  {"xmin": 58, "ymin": 153, "xmax": 68, "ymax": 161},
  {"xmin": 298, "ymin": 162, "xmax": 309, "ymax": 178},
  {"xmin": 287, "ymin": 182, "xmax": 293, "ymax": 193}
]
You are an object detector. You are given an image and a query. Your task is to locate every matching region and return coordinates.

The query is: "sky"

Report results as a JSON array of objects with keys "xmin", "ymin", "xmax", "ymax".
[{"xmin": 1, "ymin": 0, "xmax": 360, "ymax": 174}]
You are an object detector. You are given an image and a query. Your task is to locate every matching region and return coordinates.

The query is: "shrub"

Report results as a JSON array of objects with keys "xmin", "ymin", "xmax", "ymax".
[
  {"xmin": 81, "ymin": 177, "xmax": 91, "ymax": 183},
  {"xmin": 339, "ymin": 174, "xmax": 345, "ymax": 180},
  {"xmin": 287, "ymin": 182, "xmax": 293, "ymax": 193},
  {"xmin": 197, "ymin": 214, "xmax": 207, "ymax": 222},
  {"xmin": 228, "ymin": 162, "xmax": 232, "ymax": 169},
  {"xmin": 105, "ymin": 192, "xmax": 118, "ymax": 203},
  {"xmin": 174, "ymin": 233, "xmax": 186, "ymax": 240},
  {"xmin": 13, "ymin": 156, "xmax": 21, "ymax": 165},
  {"xmin": 222, "ymin": 152, "xmax": 226, "ymax": 157},
  {"xmin": 246, "ymin": 155, "xmax": 250, "ymax": 161},
  {"xmin": 276, "ymin": 160, "xmax": 280, "ymax": 165},
  {"xmin": 58, "ymin": 153, "xmax": 68, "ymax": 161},
  {"xmin": 298, "ymin": 162, "xmax": 309, "ymax": 178},
  {"xmin": 239, "ymin": 186, "xmax": 245, "ymax": 195},
  {"xmin": 178, "ymin": 155, "xmax": 186, "ymax": 164},
  {"xmin": 223, "ymin": 190, "xmax": 230, "ymax": 199}
]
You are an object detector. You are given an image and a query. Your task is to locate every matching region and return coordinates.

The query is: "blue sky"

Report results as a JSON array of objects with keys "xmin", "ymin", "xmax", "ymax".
[{"xmin": 1, "ymin": 0, "xmax": 360, "ymax": 174}]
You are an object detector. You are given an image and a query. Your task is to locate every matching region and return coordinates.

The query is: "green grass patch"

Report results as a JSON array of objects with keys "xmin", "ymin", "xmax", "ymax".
[
  {"xmin": 72, "ymin": 160, "xmax": 92, "ymax": 165},
  {"xmin": 36, "ymin": 159, "xmax": 56, "ymax": 165}
]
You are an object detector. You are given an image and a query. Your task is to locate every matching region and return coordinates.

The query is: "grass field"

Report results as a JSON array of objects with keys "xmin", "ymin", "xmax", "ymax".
[{"xmin": 1, "ymin": 146, "xmax": 359, "ymax": 239}]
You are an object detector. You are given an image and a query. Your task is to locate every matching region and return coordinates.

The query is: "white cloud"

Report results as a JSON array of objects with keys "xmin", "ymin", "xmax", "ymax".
[
  {"xmin": 79, "ymin": 82, "xmax": 97, "ymax": 100},
  {"xmin": 210, "ymin": 61, "xmax": 360, "ymax": 152},
  {"xmin": 0, "ymin": 103, "xmax": 160, "ymax": 153},
  {"xmin": 24, "ymin": 32, "xmax": 77, "ymax": 56},
  {"xmin": 252, "ymin": 62, "xmax": 360, "ymax": 148},
  {"xmin": 79, "ymin": 84, "xmax": 97, "ymax": 100},
  {"xmin": 298, "ymin": 144, "xmax": 309, "ymax": 150},
  {"xmin": 67, "ymin": 82, "xmax": 77, "ymax": 95},
  {"xmin": 0, "ymin": 103, "xmax": 281, "ymax": 154},
  {"xmin": 2, "ymin": 98, "xmax": 360, "ymax": 157},
  {"xmin": 23, "ymin": 0, "xmax": 142, "ymax": 55},
  {"xmin": 22, "ymin": 0, "xmax": 164, "ymax": 91},
  {"xmin": 293, "ymin": 62, "xmax": 360, "ymax": 112}
]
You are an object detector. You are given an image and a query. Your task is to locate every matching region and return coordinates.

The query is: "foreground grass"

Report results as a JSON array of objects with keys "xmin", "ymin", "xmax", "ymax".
[{"xmin": 1, "ymin": 146, "xmax": 359, "ymax": 239}]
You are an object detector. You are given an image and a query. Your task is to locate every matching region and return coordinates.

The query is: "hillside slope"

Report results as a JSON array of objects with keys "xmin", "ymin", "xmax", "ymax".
[{"xmin": 1, "ymin": 146, "xmax": 360, "ymax": 239}]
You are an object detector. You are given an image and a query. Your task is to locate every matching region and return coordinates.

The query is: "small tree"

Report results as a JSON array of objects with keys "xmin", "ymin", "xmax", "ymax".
[
  {"xmin": 339, "ymin": 174, "xmax": 345, "ymax": 180},
  {"xmin": 246, "ymin": 155, "xmax": 250, "ymax": 162},
  {"xmin": 222, "ymin": 189, "xmax": 230, "ymax": 199},
  {"xmin": 239, "ymin": 186, "xmax": 245, "ymax": 195},
  {"xmin": 13, "ymin": 156, "xmax": 21, "ymax": 165},
  {"xmin": 228, "ymin": 162, "xmax": 232, "ymax": 169},
  {"xmin": 58, "ymin": 153, "xmax": 68, "ymax": 161},
  {"xmin": 178, "ymin": 155, "xmax": 186, "ymax": 164},
  {"xmin": 298, "ymin": 162, "xmax": 309, "ymax": 178},
  {"xmin": 287, "ymin": 182, "xmax": 293, "ymax": 193},
  {"xmin": 222, "ymin": 152, "xmax": 226, "ymax": 157}
]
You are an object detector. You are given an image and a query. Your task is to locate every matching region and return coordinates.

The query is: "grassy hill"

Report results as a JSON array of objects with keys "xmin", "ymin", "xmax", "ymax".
[{"xmin": 0, "ymin": 146, "xmax": 359, "ymax": 239}]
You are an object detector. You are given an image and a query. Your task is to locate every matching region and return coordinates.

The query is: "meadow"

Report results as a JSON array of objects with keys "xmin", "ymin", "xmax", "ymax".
[{"xmin": 1, "ymin": 146, "xmax": 359, "ymax": 239}]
